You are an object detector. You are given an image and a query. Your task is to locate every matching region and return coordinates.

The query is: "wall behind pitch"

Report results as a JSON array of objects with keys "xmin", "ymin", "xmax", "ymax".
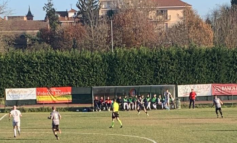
[{"xmin": 71, "ymin": 87, "xmax": 92, "ymax": 104}]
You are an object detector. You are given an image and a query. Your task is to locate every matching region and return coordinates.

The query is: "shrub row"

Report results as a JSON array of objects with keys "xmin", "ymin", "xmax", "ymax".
[
  {"xmin": 1, "ymin": 47, "xmax": 237, "ymax": 98},
  {"xmin": 0, "ymin": 107, "xmax": 87, "ymax": 113}
]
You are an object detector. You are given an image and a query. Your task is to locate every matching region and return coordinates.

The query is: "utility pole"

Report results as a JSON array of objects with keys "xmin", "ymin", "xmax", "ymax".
[{"xmin": 111, "ymin": 19, "xmax": 114, "ymax": 53}]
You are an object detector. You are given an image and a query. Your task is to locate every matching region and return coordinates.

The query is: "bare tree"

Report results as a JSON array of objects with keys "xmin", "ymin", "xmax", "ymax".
[
  {"xmin": 52, "ymin": 24, "xmax": 88, "ymax": 51},
  {"xmin": 166, "ymin": 8, "xmax": 213, "ymax": 47},
  {"xmin": 111, "ymin": 0, "xmax": 164, "ymax": 48},
  {"xmin": 0, "ymin": 0, "xmax": 9, "ymax": 15},
  {"xmin": 113, "ymin": 9, "xmax": 157, "ymax": 48},
  {"xmin": 208, "ymin": 5, "xmax": 237, "ymax": 48},
  {"xmin": 0, "ymin": 0, "xmax": 11, "ymax": 53}
]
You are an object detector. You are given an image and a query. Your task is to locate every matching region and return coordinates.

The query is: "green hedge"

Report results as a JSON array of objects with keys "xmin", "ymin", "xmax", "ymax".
[
  {"xmin": 1, "ymin": 47, "xmax": 237, "ymax": 98},
  {"xmin": 0, "ymin": 107, "xmax": 89, "ymax": 113}
]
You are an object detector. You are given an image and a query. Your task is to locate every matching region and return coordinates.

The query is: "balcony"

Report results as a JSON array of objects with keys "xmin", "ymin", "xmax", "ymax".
[{"xmin": 149, "ymin": 15, "xmax": 171, "ymax": 22}]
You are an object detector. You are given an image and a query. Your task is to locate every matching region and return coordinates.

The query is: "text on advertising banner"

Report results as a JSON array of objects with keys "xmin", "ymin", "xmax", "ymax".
[
  {"xmin": 178, "ymin": 84, "xmax": 212, "ymax": 97},
  {"xmin": 212, "ymin": 84, "xmax": 237, "ymax": 95},
  {"xmin": 5, "ymin": 88, "xmax": 37, "ymax": 100},
  {"xmin": 36, "ymin": 87, "xmax": 72, "ymax": 103}
]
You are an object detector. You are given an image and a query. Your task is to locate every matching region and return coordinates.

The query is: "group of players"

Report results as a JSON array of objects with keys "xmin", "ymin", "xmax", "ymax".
[
  {"xmin": 7, "ymin": 90, "xmax": 224, "ymax": 140},
  {"xmin": 94, "ymin": 89, "xmax": 175, "ymax": 112},
  {"xmin": 9, "ymin": 105, "xmax": 61, "ymax": 140}
]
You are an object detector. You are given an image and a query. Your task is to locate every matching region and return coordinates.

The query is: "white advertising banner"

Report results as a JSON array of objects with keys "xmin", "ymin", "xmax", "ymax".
[
  {"xmin": 5, "ymin": 88, "xmax": 37, "ymax": 100},
  {"xmin": 178, "ymin": 84, "xmax": 212, "ymax": 97}
]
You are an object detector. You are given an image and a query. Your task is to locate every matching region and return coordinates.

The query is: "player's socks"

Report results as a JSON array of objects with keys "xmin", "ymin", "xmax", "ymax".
[
  {"xmin": 14, "ymin": 129, "xmax": 16, "ymax": 137},
  {"xmin": 110, "ymin": 121, "xmax": 114, "ymax": 128},
  {"xmin": 220, "ymin": 112, "xmax": 223, "ymax": 118},
  {"xmin": 55, "ymin": 134, "xmax": 59, "ymax": 140},
  {"xmin": 137, "ymin": 109, "xmax": 140, "ymax": 115},
  {"xmin": 18, "ymin": 128, "xmax": 20, "ymax": 135},
  {"xmin": 118, "ymin": 119, "xmax": 122, "ymax": 126}
]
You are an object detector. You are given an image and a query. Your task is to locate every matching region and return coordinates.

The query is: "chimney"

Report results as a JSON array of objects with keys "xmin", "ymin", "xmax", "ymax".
[{"xmin": 4, "ymin": 16, "xmax": 7, "ymax": 20}]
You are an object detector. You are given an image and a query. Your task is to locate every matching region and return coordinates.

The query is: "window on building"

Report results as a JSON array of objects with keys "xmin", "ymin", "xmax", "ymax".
[
  {"xmin": 156, "ymin": 10, "xmax": 169, "ymax": 20},
  {"xmin": 157, "ymin": 10, "xmax": 167, "ymax": 15},
  {"xmin": 101, "ymin": 2, "xmax": 108, "ymax": 8}
]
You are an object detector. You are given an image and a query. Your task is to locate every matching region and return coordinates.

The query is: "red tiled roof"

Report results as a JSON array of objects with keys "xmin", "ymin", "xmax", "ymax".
[
  {"xmin": 0, "ymin": 20, "xmax": 48, "ymax": 31},
  {"xmin": 68, "ymin": 9, "xmax": 77, "ymax": 12},
  {"xmin": 149, "ymin": 0, "xmax": 191, "ymax": 7}
]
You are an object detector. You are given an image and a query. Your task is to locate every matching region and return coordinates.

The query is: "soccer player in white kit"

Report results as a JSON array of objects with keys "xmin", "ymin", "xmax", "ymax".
[
  {"xmin": 9, "ymin": 105, "xmax": 22, "ymax": 138},
  {"xmin": 213, "ymin": 96, "xmax": 223, "ymax": 118},
  {"xmin": 48, "ymin": 106, "xmax": 61, "ymax": 140}
]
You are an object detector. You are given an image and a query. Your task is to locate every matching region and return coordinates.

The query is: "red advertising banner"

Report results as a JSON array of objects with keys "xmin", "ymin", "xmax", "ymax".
[
  {"xmin": 36, "ymin": 87, "xmax": 72, "ymax": 103},
  {"xmin": 212, "ymin": 84, "xmax": 237, "ymax": 95}
]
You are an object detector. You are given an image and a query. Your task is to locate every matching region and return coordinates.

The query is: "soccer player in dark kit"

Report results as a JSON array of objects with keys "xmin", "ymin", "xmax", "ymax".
[{"xmin": 137, "ymin": 96, "xmax": 149, "ymax": 116}]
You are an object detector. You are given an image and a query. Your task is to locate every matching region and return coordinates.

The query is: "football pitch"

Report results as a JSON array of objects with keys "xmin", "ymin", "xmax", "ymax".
[{"xmin": 0, "ymin": 108, "xmax": 237, "ymax": 143}]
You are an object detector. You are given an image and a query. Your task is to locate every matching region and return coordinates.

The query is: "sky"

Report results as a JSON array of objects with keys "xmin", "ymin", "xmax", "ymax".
[{"xmin": 0, "ymin": 0, "xmax": 231, "ymax": 20}]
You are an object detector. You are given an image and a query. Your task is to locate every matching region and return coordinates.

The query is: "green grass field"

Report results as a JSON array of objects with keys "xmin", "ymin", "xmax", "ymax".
[{"xmin": 0, "ymin": 108, "xmax": 237, "ymax": 143}]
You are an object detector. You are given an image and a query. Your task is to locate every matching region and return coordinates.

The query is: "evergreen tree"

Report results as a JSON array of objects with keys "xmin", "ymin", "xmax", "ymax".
[
  {"xmin": 76, "ymin": 0, "xmax": 100, "ymax": 50},
  {"xmin": 76, "ymin": 0, "xmax": 100, "ymax": 27},
  {"xmin": 231, "ymin": 0, "xmax": 237, "ymax": 6},
  {"xmin": 43, "ymin": 0, "xmax": 59, "ymax": 32}
]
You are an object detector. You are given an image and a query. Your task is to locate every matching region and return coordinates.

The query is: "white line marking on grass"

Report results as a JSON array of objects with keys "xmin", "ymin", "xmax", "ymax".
[
  {"xmin": 0, "ymin": 131, "xmax": 157, "ymax": 143},
  {"xmin": 78, "ymin": 133, "xmax": 157, "ymax": 143},
  {"xmin": 0, "ymin": 114, "xmax": 7, "ymax": 121}
]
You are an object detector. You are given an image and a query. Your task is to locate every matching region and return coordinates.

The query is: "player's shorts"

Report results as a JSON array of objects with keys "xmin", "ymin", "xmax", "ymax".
[
  {"xmin": 52, "ymin": 123, "xmax": 59, "ymax": 131},
  {"xmin": 13, "ymin": 121, "xmax": 20, "ymax": 127},
  {"xmin": 216, "ymin": 107, "xmax": 221, "ymax": 111},
  {"xmin": 112, "ymin": 112, "xmax": 119, "ymax": 119},
  {"xmin": 138, "ymin": 104, "xmax": 144, "ymax": 109}
]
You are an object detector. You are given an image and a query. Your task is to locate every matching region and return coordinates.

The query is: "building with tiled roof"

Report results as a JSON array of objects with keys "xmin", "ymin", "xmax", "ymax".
[
  {"xmin": 0, "ymin": 6, "xmax": 48, "ymax": 33},
  {"xmin": 0, "ymin": 7, "xmax": 48, "ymax": 48},
  {"xmin": 0, "ymin": 20, "xmax": 48, "ymax": 32},
  {"xmin": 149, "ymin": 0, "xmax": 191, "ymax": 7},
  {"xmin": 55, "ymin": 8, "xmax": 79, "ymax": 26},
  {"xmin": 26, "ymin": 6, "xmax": 34, "ymax": 20},
  {"xmin": 99, "ymin": 0, "xmax": 192, "ymax": 29},
  {"xmin": 68, "ymin": 9, "xmax": 77, "ymax": 13},
  {"xmin": 4, "ymin": 6, "xmax": 35, "ymax": 21}
]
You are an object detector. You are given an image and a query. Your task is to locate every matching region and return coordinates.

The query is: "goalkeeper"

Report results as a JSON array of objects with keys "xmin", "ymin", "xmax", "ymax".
[{"xmin": 109, "ymin": 98, "xmax": 123, "ymax": 128}]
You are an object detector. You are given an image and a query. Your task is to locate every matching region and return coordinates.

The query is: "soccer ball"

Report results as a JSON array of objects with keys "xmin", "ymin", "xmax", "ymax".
[{"xmin": 76, "ymin": 109, "xmax": 79, "ymax": 112}]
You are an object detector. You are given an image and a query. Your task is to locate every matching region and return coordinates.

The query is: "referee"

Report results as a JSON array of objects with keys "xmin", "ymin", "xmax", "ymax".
[{"xmin": 109, "ymin": 98, "xmax": 123, "ymax": 128}]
